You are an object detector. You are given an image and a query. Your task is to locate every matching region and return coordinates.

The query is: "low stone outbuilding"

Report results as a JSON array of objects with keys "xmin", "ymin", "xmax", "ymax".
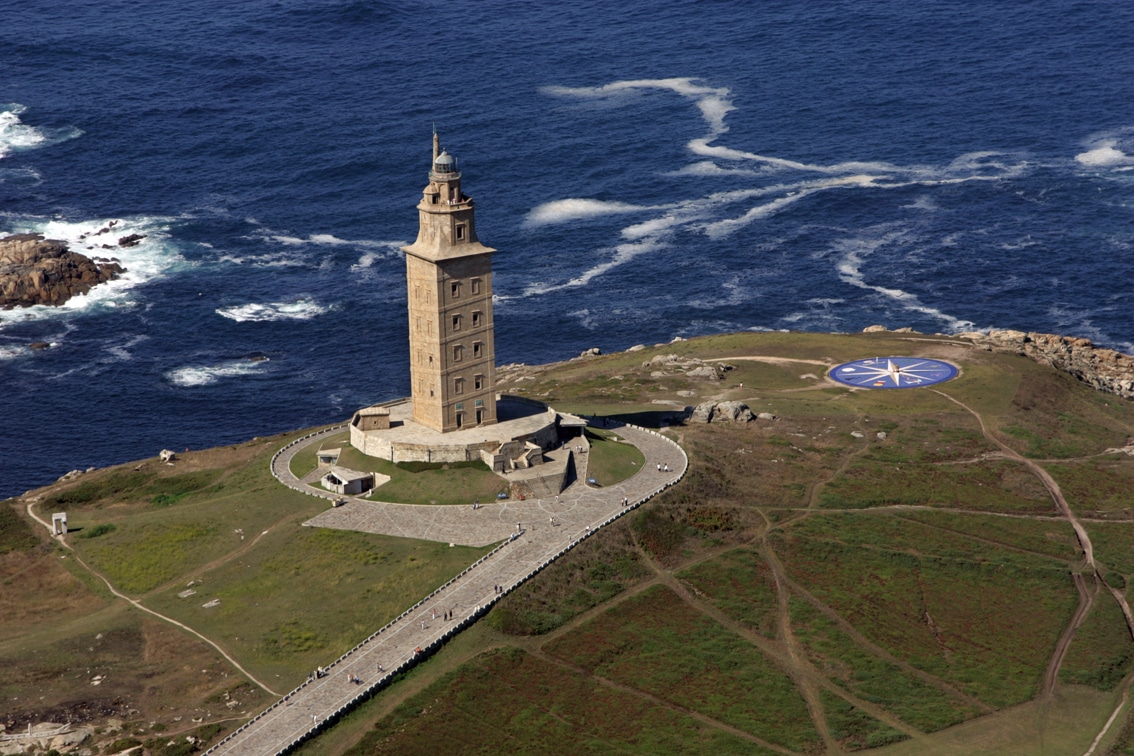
[
  {"xmin": 352, "ymin": 405, "xmax": 391, "ymax": 431},
  {"xmin": 320, "ymin": 466, "xmax": 375, "ymax": 496}
]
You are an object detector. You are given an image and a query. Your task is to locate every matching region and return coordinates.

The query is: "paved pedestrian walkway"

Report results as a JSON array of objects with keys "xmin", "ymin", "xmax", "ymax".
[{"xmin": 205, "ymin": 419, "xmax": 686, "ymax": 756}]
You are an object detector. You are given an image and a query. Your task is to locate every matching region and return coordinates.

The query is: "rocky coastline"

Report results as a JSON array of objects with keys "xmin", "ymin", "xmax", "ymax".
[
  {"xmin": 0, "ymin": 232, "xmax": 127, "ymax": 309},
  {"xmin": 959, "ymin": 329, "xmax": 1134, "ymax": 400}
]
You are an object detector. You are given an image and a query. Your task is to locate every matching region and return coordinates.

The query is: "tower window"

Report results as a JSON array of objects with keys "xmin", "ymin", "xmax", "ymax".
[
  {"xmin": 451, "ymin": 281, "xmax": 460, "ymax": 298},
  {"xmin": 471, "ymin": 278, "xmax": 481, "ymax": 294},
  {"xmin": 475, "ymin": 398, "xmax": 484, "ymax": 407},
  {"xmin": 452, "ymin": 314, "xmax": 462, "ymax": 332},
  {"xmin": 473, "ymin": 342, "xmax": 482, "ymax": 358},
  {"xmin": 456, "ymin": 224, "xmax": 466, "ymax": 241},
  {"xmin": 455, "ymin": 378, "xmax": 465, "ymax": 394},
  {"xmin": 455, "ymin": 412, "xmax": 464, "ymax": 428},
  {"xmin": 474, "ymin": 374, "xmax": 483, "ymax": 390},
  {"xmin": 472, "ymin": 310, "xmax": 482, "ymax": 327},
  {"xmin": 456, "ymin": 402, "xmax": 464, "ymax": 410},
  {"xmin": 454, "ymin": 345, "xmax": 463, "ymax": 362}
]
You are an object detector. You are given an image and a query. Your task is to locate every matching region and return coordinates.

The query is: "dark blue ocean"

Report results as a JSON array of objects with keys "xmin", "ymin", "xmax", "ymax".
[{"xmin": 2, "ymin": 1, "xmax": 1132, "ymax": 498}]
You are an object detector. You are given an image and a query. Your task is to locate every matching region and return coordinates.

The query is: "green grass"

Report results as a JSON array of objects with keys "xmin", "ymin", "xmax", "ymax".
[
  {"xmin": 331, "ymin": 446, "xmax": 507, "ymax": 505},
  {"xmin": 584, "ymin": 428, "xmax": 646, "ymax": 486},
  {"xmin": 343, "ymin": 647, "xmax": 778, "ymax": 755},
  {"xmin": 1059, "ymin": 590, "xmax": 1134, "ymax": 691},
  {"xmin": 790, "ymin": 597, "xmax": 979, "ymax": 732},
  {"xmin": 545, "ymin": 585, "xmax": 821, "ymax": 752},
  {"xmin": 488, "ymin": 520, "xmax": 649, "ymax": 636},
  {"xmin": 820, "ymin": 688, "xmax": 910, "ymax": 751},
  {"xmin": 1084, "ymin": 523, "xmax": 1134, "ymax": 576},
  {"xmin": 0, "ymin": 500, "xmax": 40, "ymax": 553},
  {"xmin": 818, "ymin": 459, "xmax": 1052, "ymax": 512},
  {"xmin": 1047, "ymin": 461, "xmax": 1134, "ymax": 515},
  {"xmin": 145, "ymin": 523, "xmax": 490, "ymax": 685},
  {"xmin": 289, "ymin": 431, "xmax": 350, "ymax": 479},
  {"xmin": 773, "ymin": 515, "xmax": 1080, "ymax": 708},
  {"xmin": 676, "ymin": 547, "xmax": 780, "ymax": 638},
  {"xmin": 893, "ymin": 510, "xmax": 1080, "ymax": 561}
]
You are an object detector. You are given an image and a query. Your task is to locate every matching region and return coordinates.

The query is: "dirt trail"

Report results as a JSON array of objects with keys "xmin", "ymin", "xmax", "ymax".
[
  {"xmin": 931, "ymin": 390, "xmax": 1134, "ymax": 633},
  {"xmin": 774, "ymin": 567, "xmax": 992, "ymax": 715},
  {"xmin": 25, "ymin": 500, "xmax": 281, "ymax": 697},
  {"xmin": 629, "ymin": 531, "xmax": 924, "ymax": 751},
  {"xmin": 930, "ymin": 389, "xmax": 1134, "ymax": 754},
  {"xmin": 1043, "ymin": 572, "xmax": 1095, "ymax": 697},
  {"xmin": 526, "ymin": 647, "xmax": 797, "ymax": 755}
]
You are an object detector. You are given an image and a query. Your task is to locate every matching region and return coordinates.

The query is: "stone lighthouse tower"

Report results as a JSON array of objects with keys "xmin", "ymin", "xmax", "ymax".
[{"xmin": 401, "ymin": 133, "xmax": 498, "ymax": 433}]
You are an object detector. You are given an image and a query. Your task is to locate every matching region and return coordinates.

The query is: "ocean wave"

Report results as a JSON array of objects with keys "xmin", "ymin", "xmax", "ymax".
[
  {"xmin": 1075, "ymin": 143, "xmax": 1134, "ymax": 167},
  {"xmin": 216, "ymin": 298, "xmax": 331, "ymax": 322},
  {"xmin": 833, "ymin": 227, "xmax": 976, "ymax": 333},
  {"xmin": 528, "ymin": 77, "xmax": 1035, "ymax": 296},
  {"xmin": 0, "ymin": 104, "xmax": 82, "ymax": 159},
  {"xmin": 523, "ymin": 198, "xmax": 656, "ymax": 227},
  {"xmin": 0, "ymin": 216, "xmax": 184, "ymax": 329},
  {"xmin": 166, "ymin": 358, "xmax": 269, "ymax": 387},
  {"xmin": 0, "ymin": 166, "xmax": 42, "ymax": 185},
  {"xmin": 1075, "ymin": 129, "xmax": 1134, "ymax": 168}
]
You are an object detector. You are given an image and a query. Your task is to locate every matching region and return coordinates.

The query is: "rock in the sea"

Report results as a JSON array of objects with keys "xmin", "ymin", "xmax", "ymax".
[
  {"xmin": 117, "ymin": 233, "xmax": 146, "ymax": 247},
  {"xmin": 1, "ymin": 233, "xmax": 124, "ymax": 308},
  {"xmin": 28, "ymin": 341, "xmax": 50, "ymax": 350}
]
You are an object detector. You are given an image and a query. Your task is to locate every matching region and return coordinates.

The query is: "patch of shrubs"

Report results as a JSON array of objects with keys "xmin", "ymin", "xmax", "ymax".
[{"xmin": 81, "ymin": 523, "xmax": 117, "ymax": 539}]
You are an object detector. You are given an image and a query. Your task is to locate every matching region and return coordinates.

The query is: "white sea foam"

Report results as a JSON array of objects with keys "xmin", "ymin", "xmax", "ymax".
[
  {"xmin": 0, "ymin": 215, "xmax": 184, "ymax": 329},
  {"xmin": 166, "ymin": 358, "xmax": 269, "ymax": 387},
  {"xmin": 216, "ymin": 299, "xmax": 331, "ymax": 323},
  {"xmin": 1075, "ymin": 142, "xmax": 1133, "ymax": 167},
  {"xmin": 529, "ymin": 76, "xmax": 1036, "ymax": 296},
  {"xmin": 0, "ymin": 104, "xmax": 81, "ymax": 159},
  {"xmin": 524, "ymin": 199, "xmax": 655, "ymax": 227},
  {"xmin": 833, "ymin": 229, "xmax": 975, "ymax": 332}
]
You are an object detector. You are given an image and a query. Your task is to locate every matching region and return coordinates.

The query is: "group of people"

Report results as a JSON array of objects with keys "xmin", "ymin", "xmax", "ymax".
[{"xmin": 656, "ymin": 462, "xmax": 672, "ymax": 473}]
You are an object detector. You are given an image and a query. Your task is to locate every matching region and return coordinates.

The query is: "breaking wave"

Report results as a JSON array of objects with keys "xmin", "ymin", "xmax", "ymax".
[
  {"xmin": 0, "ymin": 104, "xmax": 81, "ymax": 159},
  {"xmin": 0, "ymin": 216, "xmax": 185, "ymax": 329},
  {"xmin": 165, "ymin": 357, "xmax": 270, "ymax": 387},
  {"xmin": 216, "ymin": 298, "xmax": 331, "ymax": 322}
]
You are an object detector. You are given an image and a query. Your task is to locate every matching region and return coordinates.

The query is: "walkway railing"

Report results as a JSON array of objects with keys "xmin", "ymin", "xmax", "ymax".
[{"xmin": 206, "ymin": 416, "xmax": 686, "ymax": 755}]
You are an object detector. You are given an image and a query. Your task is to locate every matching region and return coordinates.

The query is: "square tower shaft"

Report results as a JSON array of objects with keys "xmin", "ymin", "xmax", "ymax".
[{"xmin": 402, "ymin": 139, "xmax": 498, "ymax": 433}]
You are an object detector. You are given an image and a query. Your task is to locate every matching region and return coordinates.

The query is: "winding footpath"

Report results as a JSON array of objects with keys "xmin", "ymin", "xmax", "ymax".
[{"xmin": 204, "ymin": 419, "xmax": 686, "ymax": 755}]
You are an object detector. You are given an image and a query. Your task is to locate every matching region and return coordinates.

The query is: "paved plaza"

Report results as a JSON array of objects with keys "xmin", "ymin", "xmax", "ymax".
[{"xmin": 205, "ymin": 419, "xmax": 686, "ymax": 755}]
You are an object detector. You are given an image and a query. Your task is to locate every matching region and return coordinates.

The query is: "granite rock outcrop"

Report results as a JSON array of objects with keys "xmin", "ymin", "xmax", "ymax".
[
  {"xmin": 0, "ymin": 233, "xmax": 125, "ymax": 308},
  {"xmin": 960, "ymin": 330, "xmax": 1134, "ymax": 400}
]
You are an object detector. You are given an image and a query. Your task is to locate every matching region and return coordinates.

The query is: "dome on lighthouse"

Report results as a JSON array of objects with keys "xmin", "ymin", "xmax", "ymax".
[{"xmin": 432, "ymin": 150, "xmax": 457, "ymax": 175}]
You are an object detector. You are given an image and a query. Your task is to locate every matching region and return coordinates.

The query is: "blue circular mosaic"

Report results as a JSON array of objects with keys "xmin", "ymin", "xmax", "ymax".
[{"xmin": 829, "ymin": 357, "xmax": 958, "ymax": 389}]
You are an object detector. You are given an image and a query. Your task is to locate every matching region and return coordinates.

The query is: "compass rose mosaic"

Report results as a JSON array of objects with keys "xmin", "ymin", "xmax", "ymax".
[{"xmin": 828, "ymin": 357, "xmax": 958, "ymax": 389}]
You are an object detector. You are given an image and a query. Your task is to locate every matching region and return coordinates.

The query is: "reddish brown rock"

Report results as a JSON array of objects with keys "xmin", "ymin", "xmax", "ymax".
[{"xmin": 0, "ymin": 233, "xmax": 125, "ymax": 308}]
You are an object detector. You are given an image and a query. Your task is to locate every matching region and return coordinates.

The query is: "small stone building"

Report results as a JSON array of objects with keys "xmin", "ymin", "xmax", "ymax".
[
  {"xmin": 320, "ymin": 466, "xmax": 375, "ymax": 496},
  {"xmin": 352, "ymin": 406, "xmax": 391, "ymax": 431}
]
